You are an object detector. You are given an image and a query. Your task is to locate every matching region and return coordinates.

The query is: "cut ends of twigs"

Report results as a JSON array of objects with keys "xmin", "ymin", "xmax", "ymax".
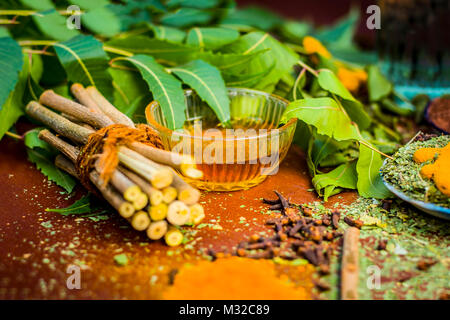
[
  {"xmin": 149, "ymin": 203, "xmax": 168, "ymax": 221},
  {"xmin": 341, "ymin": 227, "xmax": 360, "ymax": 300},
  {"xmin": 188, "ymin": 204, "xmax": 205, "ymax": 225},
  {"xmin": 131, "ymin": 211, "xmax": 151, "ymax": 231},
  {"xmin": 165, "ymin": 227, "xmax": 184, "ymax": 247},
  {"xmin": 167, "ymin": 201, "xmax": 190, "ymax": 226},
  {"xmin": 119, "ymin": 202, "xmax": 135, "ymax": 219},
  {"xmin": 147, "ymin": 220, "xmax": 168, "ymax": 240},
  {"xmin": 162, "ymin": 186, "xmax": 177, "ymax": 204}
]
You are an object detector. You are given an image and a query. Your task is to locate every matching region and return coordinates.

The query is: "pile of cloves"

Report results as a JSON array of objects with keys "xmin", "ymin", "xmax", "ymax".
[{"xmin": 212, "ymin": 190, "xmax": 365, "ymax": 293}]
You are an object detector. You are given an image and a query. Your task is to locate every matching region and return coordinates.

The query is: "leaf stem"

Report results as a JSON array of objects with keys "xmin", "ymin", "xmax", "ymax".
[
  {"xmin": 297, "ymin": 60, "xmax": 318, "ymax": 77},
  {"xmin": 358, "ymin": 139, "xmax": 394, "ymax": 160},
  {"xmin": 103, "ymin": 46, "xmax": 134, "ymax": 57},
  {"xmin": 293, "ymin": 68, "xmax": 306, "ymax": 101},
  {"xmin": 18, "ymin": 40, "xmax": 56, "ymax": 47},
  {"xmin": 0, "ymin": 10, "xmax": 43, "ymax": 16},
  {"xmin": 4, "ymin": 131, "xmax": 22, "ymax": 140}
]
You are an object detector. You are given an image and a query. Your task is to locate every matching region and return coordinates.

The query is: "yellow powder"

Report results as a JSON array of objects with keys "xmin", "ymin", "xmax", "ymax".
[
  {"xmin": 302, "ymin": 36, "xmax": 331, "ymax": 58},
  {"xmin": 414, "ymin": 143, "xmax": 450, "ymax": 196},
  {"xmin": 163, "ymin": 257, "xmax": 314, "ymax": 300}
]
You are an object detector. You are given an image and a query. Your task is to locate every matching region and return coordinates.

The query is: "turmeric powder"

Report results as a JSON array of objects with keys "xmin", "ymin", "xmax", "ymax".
[
  {"xmin": 414, "ymin": 143, "xmax": 450, "ymax": 197},
  {"xmin": 163, "ymin": 257, "xmax": 314, "ymax": 300},
  {"xmin": 302, "ymin": 36, "xmax": 331, "ymax": 58}
]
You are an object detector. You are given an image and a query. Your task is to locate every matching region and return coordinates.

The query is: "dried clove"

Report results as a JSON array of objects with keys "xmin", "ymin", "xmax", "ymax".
[
  {"xmin": 331, "ymin": 211, "xmax": 340, "ymax": 229},
  {"xmin": 344, "ymin": 216, "xmax": 364, "ymax": 229},
  {"xmin": 313, "ymin": 279, "xmax": 331, "ymax": 292},
  {"xmin": 262, "ymin": 198, "xmax": 280, "ymax": 205},
  {"xmin": 377, "ymin": 239, "xmax": 388, "ymax": 250},
  {"xmin": 274, "ymin": 190, "xmax": 290, "ymax": 209},
  {"xmin": 417, "ymin": 258, "xmax": 437, "ymax": 271}
]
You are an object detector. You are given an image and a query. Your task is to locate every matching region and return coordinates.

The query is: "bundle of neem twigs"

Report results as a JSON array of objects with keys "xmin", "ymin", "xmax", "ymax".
[{"xmin": 25, "ymin": 84, "xmax": 205, "ymax": 247}]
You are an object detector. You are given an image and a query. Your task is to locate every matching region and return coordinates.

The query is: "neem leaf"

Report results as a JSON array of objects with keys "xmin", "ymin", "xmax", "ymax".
[
  {"xmin": 312, "ymin": 162, "xmax": 357, "ymax": 201},
  {"xmin": 281, "ymin": 97, "xmax": 359, "ymax": 141},
  {"xmin": 186, "ymin": 27, "xmax": 239, "ymax": 50},
  {"xmin": 279, "ymin": 21, "xmax": 311, "ymax": 43},
  {"xmin": 318, "ymin": 69, "xmax": 355, "ymax": 101},
  {"xmin": 171, "ymin": 59, "xmax": 230, "ymax": 124},
  {"xmin": 220, "ymin": 6, "xmax": 283, "ymax": 31},
  {"xmin": 167, "ymin": 0, "xmax": 220, "ymax": 9},
  {"xmin": 54, "ymin": 35, "xmax": 113, "ymax": 100},
  {"xmin": 221, "ymin": 32, "xmax": 298, "ymax": 92},
  {"xmin": 69, "ymin": 0, "xmax": 109, "ymax": 10},
  {"xmin": 356, "ymin": 144, "xmax": 392, "ymax": 199},
  {"xmin": 341, "ymin": 100, "xmax": 372, "ymax": 130},
  {"xmin": 20, "ymin": 0, "xmax": 54, "ymax": 10},
  {"xmin": 149, "ymin": 24, "xmax": 186, "ymax": 43},
  {"xmin": 46, "ymin": 194, "xmax": 94, "ymax": 215},
  {"xmin": 107, "ymin": 36, "xmax": 200, "ymax": 65},
  {"xmin": 367, "ymin": 65, "xmax": 393, "ymax": 101},
  {"xmin": 0, "ymin": 53, "xmax": 27, "ymax": 140},
  {"xmin": 160, "ymin": 8, "xmax": 213, "ymax": 28},
  {"xmin": 118, "ymin": 55, "xmax": 185, "ymax": 129},
  {"xmin": 27, "ymin": 148, "xmax": 76, "ymax": 193},
  {"xmin": 81, "ymin": 6, "xmax": 122, "ymax": 38},
  {"xmin": 33, "ymin": 9, "xmax": 80, "ymax": 41},
  {"xmin": 198, "ymin": 49, "xmax": 269, "ymax": 74},
  {"xmin": 24, "ymin": 128, "xmax": 54, "ymax": 153},
  {"xmin": 0, "ymin": 37, "xmax": 23, "ymax": 110}
]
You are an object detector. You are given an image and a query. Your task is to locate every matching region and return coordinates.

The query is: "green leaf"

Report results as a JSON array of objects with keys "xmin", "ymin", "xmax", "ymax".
[
  {"xmin": 316, "ymin": 8, "xmax": 359, "ymax": 49},
  {"xmin": 0, "ymin": 54, "xmax": 28, "ymax": 140},
  {"xmin": 198, "ymin": 49, "xmax": 269, "ymax": 74},
  {"xmin": 33, "ymin": 9, "xmax": 80, "ymax": 41},
  {"xmin": 24, "ymin": 128, "xmax": 54, "ymax": 153},
  {"xmin": 356, "ymin": 144, "xmax": 392, "ymax": 199},
  {"xmin": 54, "ymin": 35, "xmax": 113, "ymax": 100},
  {"xmin": 167, "ymin": 0, "xmax": 220, "ymax": 9},
  {"xmin": 0, "ymin": 37, "xmax": 23, "ymax": 110},
  {"xmin": 20, "ymin": 0, "xmax": 54, "ymax": 10},
  {"xmin": 224, "ymin": 65, "xmax": 274, "ymax": 88},
  {"xmin": 27, "ymin": 148, "xmax": 76, "ymax": 193},
  {"xmin": 312, "ymin": 162, "xmax": 357, "ymax": 201},
  {"xmin": 107, "ymin": 36, "xmax": 200, "ymax": 65},
  {"xmin": 221, "ymin": 32, "xmax": 298, "ymax": 92},
  {"xmin": 109, "ymin": 67, "xmax": 149, "ymax": 114},
  {"xmin": 341, "ymin": 100, "xmax": 372, "ymax": 130},
  {"xmin": 81, "ymin": 6, "xmax": 122, "ymax": 38},
  {"xmin": 312, "ymin": 134, "xmax": 352, "ymax": 167},
  {"xmin": 279, "ymin": 21, "xmax": 311, "ymax": 43},
  {"xmin": 171, "ymin": 59, "xmax": 230, "ymax": 124},
  {"xmin": 186, "ymin": 27, "xmax": 239, "ymax": 50},
  {"xmin": 317, "ymin": 69, "xmax": 355, "ymax": 101},
  {"xmin": 367, "ymin": 65, "xmax": 393, "ymax": 101},
  {"xmin": 281, "ymin": 97, "xmax": 359, "ymax": 141},
  {"xmin": 221, "ymin": 6, "xmax": 283, "ymax": 30},
  {"xmin": 160, "ymin": 8, "xmax": 213, "ymax": 28},
  {"xmin": 46, "ymin": 194, "xmax": 95, "ymax": 215},
  {"xmin": 118, "ymin": 55, "xmax": 186, "ymax": 129},
  {"xmin": 69, "ymin": 0, "xmax": 109, "ymax": 10},
  {"xmin": 148, "ymin": 24, "xmax": 186, "ymax": 43}
]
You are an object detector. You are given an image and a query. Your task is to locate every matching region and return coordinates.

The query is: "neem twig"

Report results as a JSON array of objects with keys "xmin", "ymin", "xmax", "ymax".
[
  {"xmin": 39, "ymin": 129, "xmax": 79, "ymax": 162},
  {"xmin": 39, "ymin": 90, "xmax": 114, "ymax": 128},
  {"xmin": 130, "ymin": 211, "xmax": 151, "ymax": 231},
  {"xmin": 118, "ymin": 167, "xmax": 164, "ymax": 206},
  {"xmin": 147, "ymin": 220, "xmax": 168, "ymax": 240},
  {"xmin": 341, "ymin": 227, "xmax": 360, "ymax": 300},
  {"xmin": 71, "ymin": 83, "xmax": 105, "ymax": 115},
  {"xmin": 171, "ymin": 170, "xmax": 201, "ymax": 206},
  {"xmin": 26, "ymin": 101, "xmax": 93, "ymax": 144},
  {"xmin": 86, "ymin": 86, "xmax": 135, "ymax": 128},
  {"xmin": 55, "ymin": 154, "xmax": 78, "ymax": 178}
]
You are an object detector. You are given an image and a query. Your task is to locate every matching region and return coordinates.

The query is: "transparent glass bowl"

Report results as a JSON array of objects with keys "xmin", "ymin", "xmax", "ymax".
[{"xmin": 146, "ymin": 88, "xmax": 297, "ymax": 191}]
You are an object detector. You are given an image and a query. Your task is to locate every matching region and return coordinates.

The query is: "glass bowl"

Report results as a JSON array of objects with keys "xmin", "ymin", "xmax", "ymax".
[{"xmin": 146, "ymin": 88, "xmax": 297, "ymax": 191}]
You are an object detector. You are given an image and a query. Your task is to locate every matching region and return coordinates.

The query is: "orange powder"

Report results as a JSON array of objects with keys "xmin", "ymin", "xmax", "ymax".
[{"xmin": 163, "ymin": 257, "xmax": 314, "ymax": 300}]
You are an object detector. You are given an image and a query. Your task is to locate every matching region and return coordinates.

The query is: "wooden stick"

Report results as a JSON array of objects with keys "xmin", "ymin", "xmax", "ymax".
[
  {"xmin": 129, "ymin": 142, "xmax": 202, "ymax": 179},
  {"xmin": 166, "ymin": 200, "xmax": 190, "ymax": 226},
  {"xmin": 86, "ymin": 86, "xmax": 135, "ymax": 127},
  {"xmin": 148, "ymin": 203, "xmax": 168, "ymax": 221},
  {"xmin": 89, "ymin": 171, "xmax": 135, "ymax": 218},
  {"xmin": 147, "ymin": 220, "xmax": 168, "ymax": 240},
  {"xmin": 108, "ymin": 168, "xmax": 141, "ymax": 202},
  {"xmin": 39, "ymin": 129, "xmax": 79, "ymax": 162},
  {"xmin": 188, "ymin": 204, "xmax": 205, "ymax": 225},
  {"xmin": 71, "ymin": 83, "xmax": 106, "ymax": 114},
  {"xmin": 118, "ymin": 167, "xmax": 164, "ymax": 206},
  {"xmin": 132, "ymin": 193, "xmax": 148, "ymax": 211},
  {"xmin": 165, "ymin": 227, "xmax": 184, "ymax": 247},
  {"xmin": 26, "ymin": 101, "xmax": 93, "ymax": 144},
  {"xmin": 118, "ymin": 147, "xmax": 173, "ymax": 189},
  {"xmin": 162, "ymin": 186, "xmax": 177, "ymax": 204},
  {"xmin": 39, "ymin": 90, "xmax": 114, "ymax": 128},
  {"xmin": 341, "ymin": 227, "xmax": 360, "ymax": 300},
  {"xmin": 130, "ymin": 211, "xmax": 151, "ymax": 231},
  {"xmin": 171, "ymin": 170, "xmax": 201, "ymax": 206},
  {"xmin": 55, "ymin": 154, "xmax": 78, "ymax": 178}
]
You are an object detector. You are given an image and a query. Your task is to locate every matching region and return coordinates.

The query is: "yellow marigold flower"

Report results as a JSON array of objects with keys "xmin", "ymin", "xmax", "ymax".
[{"xmin": 302, "ymin": 36, "xmax": 331, "ymax": 58}]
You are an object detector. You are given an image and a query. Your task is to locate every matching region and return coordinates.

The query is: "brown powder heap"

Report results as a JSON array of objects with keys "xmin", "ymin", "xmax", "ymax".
[
  {"xmin": 427, "ymin": 97, "xmax": 450, "ymax": 133},
  {"xmin": 163, "ymin": 257, "xmax": 314, "ymax": 300}
]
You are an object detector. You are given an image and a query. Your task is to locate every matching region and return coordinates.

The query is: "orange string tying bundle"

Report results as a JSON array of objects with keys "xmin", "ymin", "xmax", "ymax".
[{"xmin": 76, "ymin": 124, "xmax": 163, "ymax": 189}]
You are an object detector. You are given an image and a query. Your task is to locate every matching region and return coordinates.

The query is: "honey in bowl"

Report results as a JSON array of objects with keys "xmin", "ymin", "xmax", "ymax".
[{"xmin": 146, "ymin": 88, "xmax": 297, "ymax": 191}]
